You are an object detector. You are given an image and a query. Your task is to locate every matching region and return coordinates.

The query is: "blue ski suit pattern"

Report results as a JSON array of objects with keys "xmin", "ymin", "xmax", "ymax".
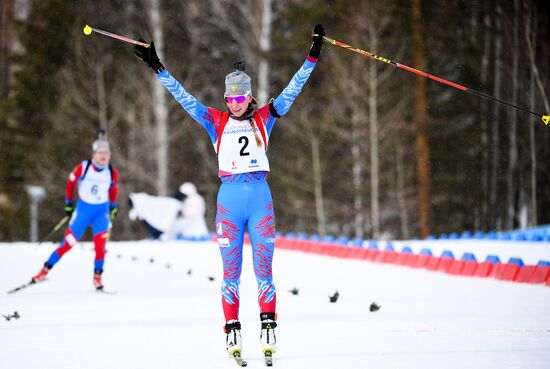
[{"xmin": 156, "ymin": 57, "xmax": 317, "ymax": 321}]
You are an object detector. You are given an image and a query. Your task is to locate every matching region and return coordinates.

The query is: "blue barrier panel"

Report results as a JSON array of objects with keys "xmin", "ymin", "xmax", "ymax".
[
  {"xmin": 508, "ymin": 257, "xmax": 524, "ymax": 267},
  {"xmin": 336, "ymin": 236, "xmax": 349, "ymax": 245},
  {"xmin": 401, "ymin": 246, "xmax": 413, "ymax": 254},
  {"xmin": 498, "ymin": 232, "xmax": 512, "ymax": 240},
  {"xmin": 528, "ymin": 233, "xmax": 542, "ymax": 242},
  {"xmin": 285, "ymin": 232, "xmax": 296, "ymax": 239},
  {"xmin": 323, "ymin": 235, "xmax": 335, "ymax": 243},
  {"xmin": 461, "ymin": 252, "xmax": 477, "ymax": 262},
  {"xmin": 352, "ymin": 237, "xmax": 363, "ymax": 247},
  {"xmin": 485, "ymin": 255, "xmax": 501, "ymax": 264},
  {"xmin": 487, "ymin": 231, "xmax": 498, "ymax": 240},
  {"xmin": 411, "ymin": 236, "xmax": 420, "ymax": 240},
  {"xmin": 426, "ymin": 235, "xmax": 436, "ymax": 240},
  {"xmin": 368, "ymin": 240, "xmax": 378, "ymax": 250},
  {"xmin": 537, "ymin": 260, "xmax": 550, "ymax": 267},
  {"xmin": 385, "ymin": 243, "xmax": 395, "ymax": 252},
  {"xmin": 419, "ymin": 248, "xmax": 433, "ymax": 256},
  {"xmin": 474, "ymin": 231, "xmax": 485, "ymax": 239},
  {"xmin": 439, "ymin": 233, "xmax": 448, "ymax": 240},
  {"xmin": 449, "ymin": 232, "xmax": 459, "ymax": 240},
  {"xmin": 309, "ymin": 234, "xmax": 321, "ymax": 241},
  {"xmin": 461, "ymin": 231, "xmax": 473, "ymax": 239},
  {"xmin": 298, "ymin": 233, "xmax": 308, "ymax": 240},
  {"xmin": 441, "ymin": 250, "xmax": 455, "ymax": 259},
  {"xmin": 512, "ymin": 233, "xmax": 527, "ymax": 241}
]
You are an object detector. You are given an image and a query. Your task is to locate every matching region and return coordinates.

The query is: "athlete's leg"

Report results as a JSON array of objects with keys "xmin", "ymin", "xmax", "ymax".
[
  {"xmin": 248, "ymin": 181, "xmax": 277, "ymax": 314},
  {"xmin": 216, "ymin": 182, "xmax": 246, "ymax": 322},
  {"xmin": 91, "ymin": 206, "xmax": 110, "ymax": 272},
  {"xmin": 44, "ymin": 205, "xmax": 92, "ymax": 268}
]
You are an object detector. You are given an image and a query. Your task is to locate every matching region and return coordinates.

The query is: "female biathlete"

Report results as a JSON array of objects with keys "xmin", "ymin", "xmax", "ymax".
[{"xmin": 134, "ymin": 24, "xmax": 325, "ymax": 361}]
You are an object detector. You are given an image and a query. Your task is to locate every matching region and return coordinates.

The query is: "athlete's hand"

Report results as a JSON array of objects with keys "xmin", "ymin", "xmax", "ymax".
[
  {"xmin": 309, "ymin": 24, "xmax": 325, "ymax": 59},
  {"xmin": 109, "ymin": 206, "xmax": 118, "ymax": 221},
  {"xmin": 134, "ymin": 39, "xmax": 164, "ymax": 73},
  {"xmin": 64, "ymin": 201, "xmax": 74, "ymax": 217}
]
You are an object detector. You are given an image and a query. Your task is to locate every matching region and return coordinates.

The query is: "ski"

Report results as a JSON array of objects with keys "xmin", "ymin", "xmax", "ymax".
[
  {"xmin": 230, "ymin": 351, "xmax": 247, "ymax": 367},
  {"xmin": 7, "ymin": 279, "xmax": 39, "ymax": 294},
  {"xmin": 94, "ymin": 287, "xmax": 117, "ymax": 295},
  {"xmin": 263, "ymin": 350, "xmax": 273, "ymax": 367}
]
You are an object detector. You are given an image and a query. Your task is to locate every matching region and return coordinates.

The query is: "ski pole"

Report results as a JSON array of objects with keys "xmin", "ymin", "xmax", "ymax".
[
  {"xmin": 82, "ymin": 25, "xmax": 149, "ymax": 48},
  {"xmin": 322, "ymin": 35, "xmax": 549, "ymax": 126},
  {"xmin": 34, "ymin": 215, "xmax": 70, "ymax": 250}
]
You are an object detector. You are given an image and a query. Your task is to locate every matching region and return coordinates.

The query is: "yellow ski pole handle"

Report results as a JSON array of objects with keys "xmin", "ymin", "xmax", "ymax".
[
  {"xmin": 83, "ymin": 25, "xmax": 149, "ymax": 48},
  {"xmin": 322, "ymin": 35, "xmax": 549, "ymax": 126}
]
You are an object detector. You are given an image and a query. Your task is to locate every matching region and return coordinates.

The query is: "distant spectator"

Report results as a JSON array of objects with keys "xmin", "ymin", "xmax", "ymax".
[{"xmin": 129, "ymin": 182, "xmax": 209, "ymax": 240}]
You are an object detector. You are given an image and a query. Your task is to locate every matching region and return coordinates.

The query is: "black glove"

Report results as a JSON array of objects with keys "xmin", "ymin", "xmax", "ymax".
[
  {"xmin": 309, "ymin": 24, "xmax": 325, "ymax": 59},
  {"xmin": 109, "ymin": 206, "xmax": 118, "ymax": 221},
  {"xmin": 134, "ymin": 39, "xmax": 164, "ymax": 73},
  {"xmin": 64, "ymin": 201, "xmax": 74, "ymax": 217}
]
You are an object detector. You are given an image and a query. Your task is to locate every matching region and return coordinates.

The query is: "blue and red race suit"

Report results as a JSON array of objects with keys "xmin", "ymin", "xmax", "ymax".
[
  {"xmin": 45, "ymin": 160, "xmax": 119, "ymax": 272},
  {"xmin": 157, "ymin": 55, "xmax": 318, "ymax": 322}
]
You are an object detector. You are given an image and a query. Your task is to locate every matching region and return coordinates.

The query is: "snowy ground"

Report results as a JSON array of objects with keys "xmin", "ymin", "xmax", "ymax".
[{"xmin": 1, "ymin": 240, "xmax": 550, "ymax": 369}]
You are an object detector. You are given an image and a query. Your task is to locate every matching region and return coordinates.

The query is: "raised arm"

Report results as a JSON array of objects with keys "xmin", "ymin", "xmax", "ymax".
[
  {"xmin": 270, "ymin": 24, "xmax": 325, "ymax": 118},
  {"xmin": 134, "ymin": 39, "xmax": 218, "ymax": 143}
]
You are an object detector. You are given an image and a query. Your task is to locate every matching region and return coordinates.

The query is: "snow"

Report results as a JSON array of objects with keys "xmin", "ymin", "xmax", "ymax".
[{"xmin": 2, "ymin": 239, "xmax": 550, "ymax": 369}]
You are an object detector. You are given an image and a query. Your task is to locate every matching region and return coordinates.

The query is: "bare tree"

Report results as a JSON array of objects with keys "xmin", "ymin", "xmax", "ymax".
[
  {"xmin": 257, "ymin": 0, "xmax": 273, "ymax": 105},
  {"xmin": 411, "ymin": 0, "xmax": 432, "ymax": 238},
  {"xmin": 489, "ymin": 4, "xmax": 503, "ymax": 230},
  {"xmin": 149, "ymin": 0, "xmax": 169, "ymax": 195},
  {"xmin": 506, "ymin": 0, "xmax": 520, "ymax": 230},
  {"xmin": 479, "ymin": 3, "xmax": 491, "ymax": 230}
]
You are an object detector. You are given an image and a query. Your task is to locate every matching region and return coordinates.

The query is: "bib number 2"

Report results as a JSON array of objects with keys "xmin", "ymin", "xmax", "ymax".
[{"xmin": 239, "ymin": 136, "xmax": 250, "ymax": 156}]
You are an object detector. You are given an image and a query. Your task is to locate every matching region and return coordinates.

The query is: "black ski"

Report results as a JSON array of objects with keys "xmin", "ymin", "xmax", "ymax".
[
  {"xmin": 231, "ymin": 351, "xmax": 247, "ymax": 367},
  {"xmin": 95, "ymin": 288, "xmax": 117, "ymax": 295},
  {"xmin": 7, "ymin": 280, "xmax": 39, "ymax": 294},
  {"xmin": 264, "ymin": 350, "xmax": 273, "ymax": 366}
]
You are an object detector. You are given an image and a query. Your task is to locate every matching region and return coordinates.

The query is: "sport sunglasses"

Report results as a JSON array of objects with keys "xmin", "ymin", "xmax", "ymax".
[{"xmin": 225, "ymin": 94, "xmax": 250, "ymax": 104}]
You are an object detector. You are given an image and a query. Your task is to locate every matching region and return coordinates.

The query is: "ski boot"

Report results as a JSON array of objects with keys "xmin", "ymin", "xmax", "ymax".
[
  {"xmin": 225, "ymin": 320, "xmax": 243, "ymax": 355},
  {"xmin": 225, "ymin": 320, "xmax": 247, "ymax": 366},
  {"xmin": 31, "ymin": 264, "xmax": 51, "ymax": 283},
  {"xmin": 260, "ymin": 312, "xmax": 277, "ymax": 366},
  {"xmin": 93, "ymin": 269, "xmax": 104, "ymax": 290}
]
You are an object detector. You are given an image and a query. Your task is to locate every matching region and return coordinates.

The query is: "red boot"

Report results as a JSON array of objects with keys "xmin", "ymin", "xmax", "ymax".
[
  {"xmin": 93, "ymin": 270, "xmax": 104, "ymax": 290},
  {"xmin": 32, "ymin": 265, "xmax": 50, "ymax": 283}
]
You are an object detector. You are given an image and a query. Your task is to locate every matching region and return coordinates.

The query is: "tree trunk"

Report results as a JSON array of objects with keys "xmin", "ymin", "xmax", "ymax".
[
  {"xmin": 351, "ymin": 111, "xmax": 363, "ymax": 239},
  {"xmin": 479, "ymin": 4, "xmax": 491, "ymax": 230},
  {"xmin": 257, "ymin": 0, "xmax": 272, "ymax": 105},
  {"xmin": 395, "ymin": 135, "xmax": 410, "ymax": 239},
  {"xmin": 368, "ymin": 23, "xmax": 380, "ymax": 239},
  {"xmin": 311, "ymin": 134, "xmax": 326, "ymax": 238},
  {"xmin": 506, "ymin": 0, "xmax": 519, "ymax": 230},
  {"xmin": 95, "ymin": 60, "xmax": 108, "ymax": 133},
  {"xmin": 489, "ymin": 4, "xmax": 503, "ymax": 230},
  {"xmin": 411, "ymin": 0, "xmax": 432, "ymax": 238},
  {"xmin": 525, "ymin": 3, "xmax": 538, "ymax": 226},
  {"xmin": 149, "ymin": 0, "xmax": 169, "ymax": 195}
]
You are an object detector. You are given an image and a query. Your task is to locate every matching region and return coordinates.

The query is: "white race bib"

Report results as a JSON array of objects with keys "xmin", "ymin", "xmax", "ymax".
[
  {"xmin": 78, "ymin": 163, "xmax": 111, "ymax": 204},
  {"xmin": 217, "ymin": 118, "xmax": 270, "ymax": 174}
]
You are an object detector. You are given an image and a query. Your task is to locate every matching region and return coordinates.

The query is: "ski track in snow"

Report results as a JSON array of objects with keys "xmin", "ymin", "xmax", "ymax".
[{"xmin": 1, "ymin": 240, "xmax": 550, "ymax": 369}]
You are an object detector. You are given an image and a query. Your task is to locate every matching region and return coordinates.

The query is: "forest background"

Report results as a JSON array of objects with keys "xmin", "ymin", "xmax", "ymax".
[{"xmin": 1, "ymin": 0, "xmax": 549, "ymax": 242}]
